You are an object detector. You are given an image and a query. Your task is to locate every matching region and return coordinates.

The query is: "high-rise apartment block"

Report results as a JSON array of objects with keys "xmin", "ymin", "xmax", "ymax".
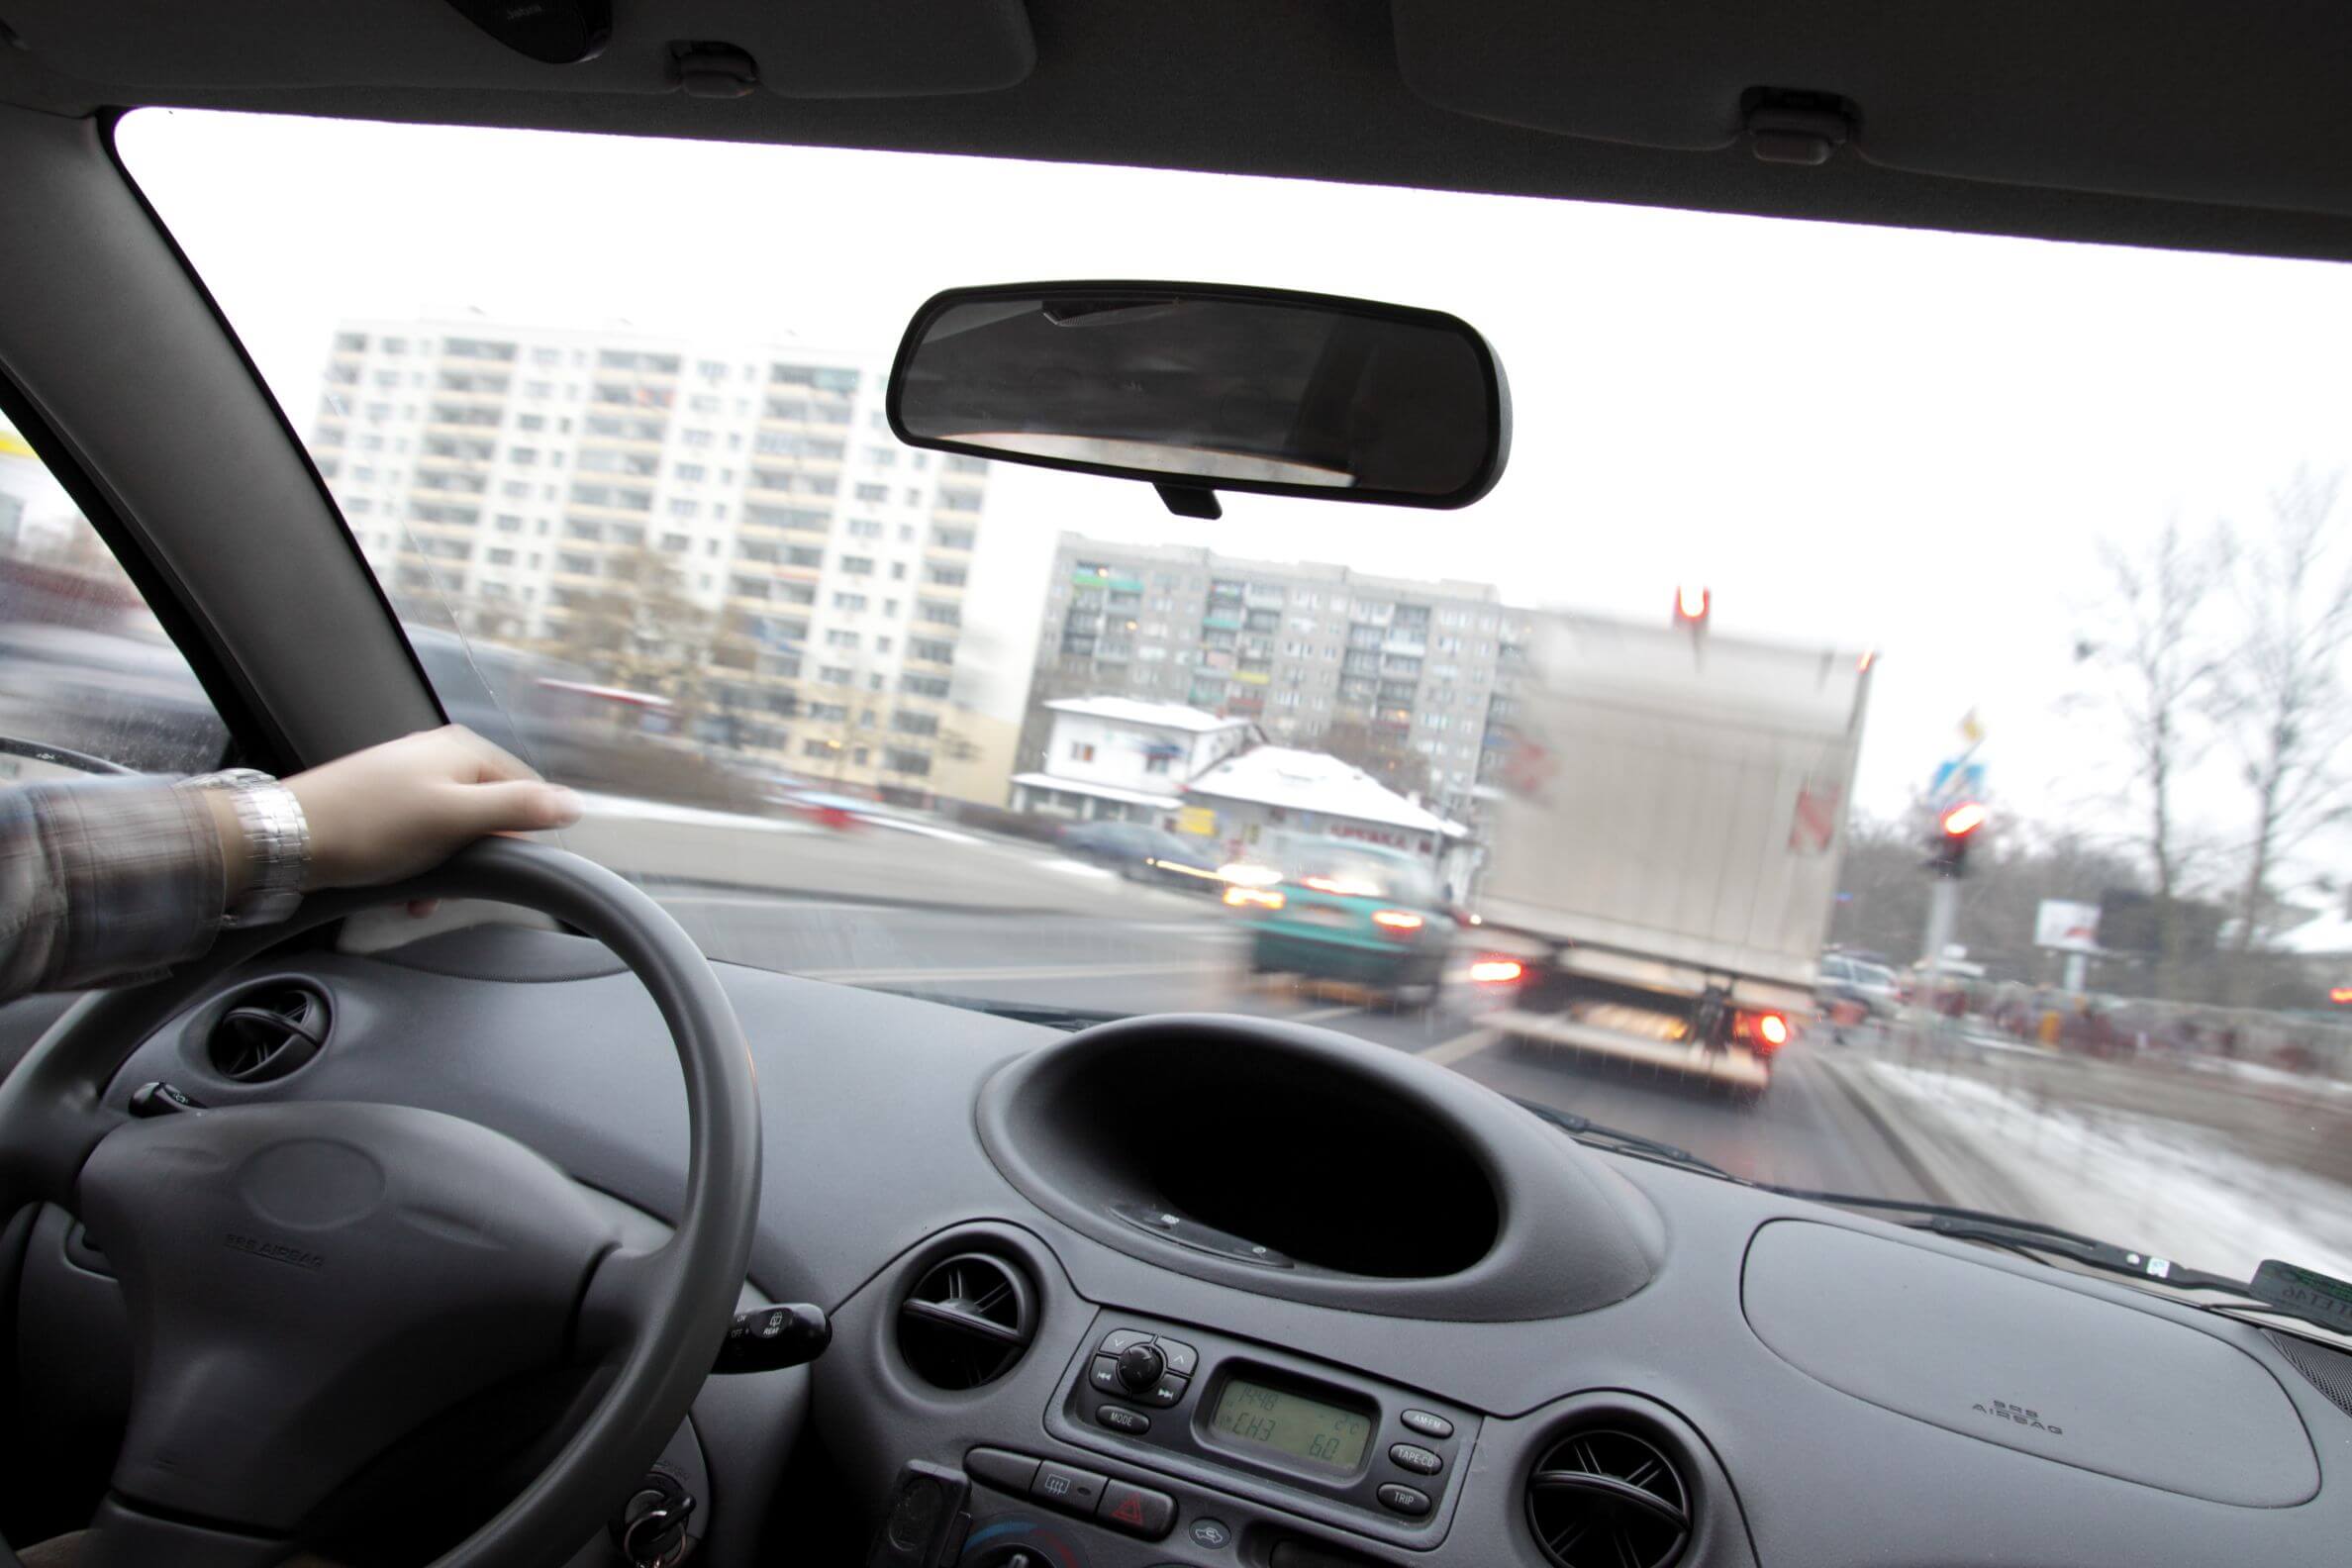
[
  {"xmin": 309, "ymin": 317, "xmax": 1010, "ymax": 799},
  {"xmin": 1029, "ymin": 535, "xmax": 1528, "ymax": 818}
]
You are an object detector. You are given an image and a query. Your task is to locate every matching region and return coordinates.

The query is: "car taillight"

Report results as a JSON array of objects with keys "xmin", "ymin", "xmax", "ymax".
[
  {"xmin": 1224, "ymin": 886, "xmax": 1284, "ymax": 910},
  {"xmin": 1371, "ymin": 909, "xmax": 1424, "ymax": 936},
  {"xmin": 1469, "ymin": 957, "xmax": 1524, "ymax": 984}
]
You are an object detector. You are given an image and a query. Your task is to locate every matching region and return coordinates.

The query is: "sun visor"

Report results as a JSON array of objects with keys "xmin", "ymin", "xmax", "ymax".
[
  {"xmin": 1391, "ymin": 1, "xmax": 2352, "ymax": 218},
  {"xmin": 5, "ymin": 0, "xmax": 1033, "ymax": 100}
]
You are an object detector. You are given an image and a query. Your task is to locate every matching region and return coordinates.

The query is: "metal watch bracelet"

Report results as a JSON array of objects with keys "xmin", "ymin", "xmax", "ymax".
[{"xmin": 184, "ymin": 767, "xmax": 312, "ymax": 928}]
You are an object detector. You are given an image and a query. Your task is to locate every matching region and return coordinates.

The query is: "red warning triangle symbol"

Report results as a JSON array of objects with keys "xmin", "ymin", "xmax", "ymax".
[{"xmin": 1109, "ymin": 1493, "xmax": 1146, "ymax": 1526}]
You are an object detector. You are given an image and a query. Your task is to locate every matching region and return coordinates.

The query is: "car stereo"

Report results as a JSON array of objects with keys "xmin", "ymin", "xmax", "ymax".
[{"xmin": 1047, "ymin": 1311, "xmax": 1478, "ymax": 1543}]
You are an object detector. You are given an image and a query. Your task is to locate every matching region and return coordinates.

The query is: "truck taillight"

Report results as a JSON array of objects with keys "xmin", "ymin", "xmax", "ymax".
[
  {"xmin": 1740, "ymin": 1010, "xmax": 1791, "ymax": 1054},
  {"xmin": 1469, "ymin": 957, "xmax": 1524, "ymax": 984}
]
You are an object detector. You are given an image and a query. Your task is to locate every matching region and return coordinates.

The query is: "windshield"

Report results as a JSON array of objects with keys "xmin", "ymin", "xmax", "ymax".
[{"xmin": 117, "ymin": 111, "xmax": 2352, "ymax": 1288}]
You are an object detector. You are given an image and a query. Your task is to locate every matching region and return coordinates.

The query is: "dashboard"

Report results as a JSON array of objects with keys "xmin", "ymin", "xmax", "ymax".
[{"xmin": 4, "ymin": 922, "xmax": 2350, "ymax": 1568}]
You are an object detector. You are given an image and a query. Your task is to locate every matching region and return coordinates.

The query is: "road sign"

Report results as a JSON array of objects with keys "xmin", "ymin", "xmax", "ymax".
[
  {"xmin": 1929, "ymin": 756, "xmax": 1985, "ymax": 805},
  {"xmin": 2034, "ymin": 899, "xmax": 2102, "ymax": 954}
]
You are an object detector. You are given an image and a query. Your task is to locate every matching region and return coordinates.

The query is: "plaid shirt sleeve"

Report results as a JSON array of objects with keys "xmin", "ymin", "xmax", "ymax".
[{"xmin": 0, "ymin": 776, "xmax": 226, "ymax": 998}]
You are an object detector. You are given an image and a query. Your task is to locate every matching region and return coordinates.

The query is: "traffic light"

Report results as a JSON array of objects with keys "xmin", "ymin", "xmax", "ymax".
[
  {"xmin": 1928, "ymin": 800, "xmax": 1988, "ymax": 878},
  {"xmin": 1672, "ymin": 585, "xmax": 1711, "ymax": 630}
]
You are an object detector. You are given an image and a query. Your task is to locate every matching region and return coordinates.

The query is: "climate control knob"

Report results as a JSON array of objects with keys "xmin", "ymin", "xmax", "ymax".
[{"xmin": 1114, "ymin": 1341, "xmax": 1167, "ymax": 1393}]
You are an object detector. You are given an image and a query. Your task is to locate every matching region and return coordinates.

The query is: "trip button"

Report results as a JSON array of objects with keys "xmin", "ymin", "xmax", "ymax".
[
  {"xmin": 1155, "ymin": 1337, "xmax": 1200, "ymax": 1376},
  {"xmin": 1031, "ymin": 1461, "xmax": 1109, "ymax": 1514},
  {"xmin": 1389, "ymin": 1442, "xmax": 1443, "ymax": 1476},
  {"xmin": 1376, "ymin": 1483, "xmax": 1432, "ymax": 1518},
  {"xmin": 1140, "ymin": 1371, "xmax": 1190, "ymax": 1408},
  {"xmin": 1399, "ymin": 1409, "xmax": 1454, "ymax": 1440},
  {"xmin": 1096, "ymin": 1405, "xmax": 1151, "ymax": 1435},
  {"xmin": 1088, "ymin": 1355, "xmax": 1125, "ymax": 1394},
  {"xmin": 1095, "ymin": 1478, "xmax": 1176, "ymax": 1540},
  {"xmin": 1100, "ymin": 1327, "xmax": 1156, "ymax": 1355}
]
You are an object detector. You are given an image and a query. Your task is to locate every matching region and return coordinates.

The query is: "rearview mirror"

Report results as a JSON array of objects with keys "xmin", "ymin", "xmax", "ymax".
[{"xmin": 886, "ymin": 282, "xmax": 1509, "ymax": 517}]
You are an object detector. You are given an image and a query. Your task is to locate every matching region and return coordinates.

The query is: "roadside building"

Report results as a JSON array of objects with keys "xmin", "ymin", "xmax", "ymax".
[
  {"xmin": 1008, "ymin": 696, "xmax": 1257, "ymax": 824},
  {"xmin": 1183, "ymin": 744, "xmax": 1475, "ymax": 893}
]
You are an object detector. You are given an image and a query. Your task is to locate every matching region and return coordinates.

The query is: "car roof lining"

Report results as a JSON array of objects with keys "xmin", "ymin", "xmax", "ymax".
[{"xmin": 0, "ymin": 1, "xmax": 2348, "ymax": 264}]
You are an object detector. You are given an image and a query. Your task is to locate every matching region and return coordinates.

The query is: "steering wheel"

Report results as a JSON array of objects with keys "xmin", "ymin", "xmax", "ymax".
[{"xmin": 0, "ymin": 837, "xmax": 761, "ymax": 1568}]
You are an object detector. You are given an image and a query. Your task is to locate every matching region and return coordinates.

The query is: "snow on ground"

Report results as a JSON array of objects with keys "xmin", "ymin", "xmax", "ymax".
[
  {"xmin": 1865, "ymin": 1057, "xmax": 2352, "ymax": 1285},
  {"xmin": 572, "ymin": 791, "xmax": 814, "ymax": 833}
]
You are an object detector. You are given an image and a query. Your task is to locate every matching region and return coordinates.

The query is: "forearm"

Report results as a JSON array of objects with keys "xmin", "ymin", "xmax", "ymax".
[{"xmin": 0, "ymin": 777, "xmax": 230, "ymax": 999}]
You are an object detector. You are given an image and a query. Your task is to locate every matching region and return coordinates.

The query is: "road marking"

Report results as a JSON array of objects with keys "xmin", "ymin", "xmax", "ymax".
[
  {"xmin": 1287, "ymin": 1004, "xmax": 1363, "ymax": 1024},
  {"xmin": 1416, "ymin": 1028, "xmax": 1498, "ymax": 1066}
]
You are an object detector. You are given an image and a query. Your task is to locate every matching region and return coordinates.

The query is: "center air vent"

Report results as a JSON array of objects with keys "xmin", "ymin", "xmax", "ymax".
[
  {"xmin": 1526, "ymin": 1429, "xmax": 1691, "ymax": 1568},
  {"xmin": 897, "ymin": 1252, "xmax": 1035, "ymax": 1390},
  {"xmin": 205, "ymin": 982, "xmax": 332, "ymax": 1083}
]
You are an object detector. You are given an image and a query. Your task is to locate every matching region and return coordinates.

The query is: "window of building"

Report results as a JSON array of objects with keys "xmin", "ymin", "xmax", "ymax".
[
  {"xmin": 1069, "ymin": 741, "xmax": 1097, "ymax": 762},
  {"xmin": 833, "ymin": 591, "xmax": 868, "ymax": 611},
  {"xmin": 838, "ymin": 555, "xmax": 874, "ymax": 575},
  {"xmin": 825, "ymin": 630, "xmax": 860, "ymax": 649},
  {"xmin": 659, "ymin": 532, "xmax": 690, "ymax": 553},
  {"xmin": 667, "ymin": 499, "xmax": 698, "ymax": 518},
  {"xmin": 674, "ymin": 462, "xmax": 706, "ymax": 482},
  {"xmin": 853, "ymin": 482, "xmax": 889, "ymax": 503}
]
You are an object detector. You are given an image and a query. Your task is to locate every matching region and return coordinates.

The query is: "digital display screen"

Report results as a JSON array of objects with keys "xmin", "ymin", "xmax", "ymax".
[{"xmin": 1208, "ymin": 1376, "xmax": 1374, "ymax": 1470}]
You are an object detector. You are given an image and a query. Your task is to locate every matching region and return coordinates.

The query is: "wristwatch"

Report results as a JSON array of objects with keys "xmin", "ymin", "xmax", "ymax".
[{"xmin": 183, "ymin": 768, "xmax": 311, "ymax": 928}]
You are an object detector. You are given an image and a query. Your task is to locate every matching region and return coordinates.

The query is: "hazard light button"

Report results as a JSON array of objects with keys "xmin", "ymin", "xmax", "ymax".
[{"xmin": 1095, "ymin": 1478, "xmax": 1176, "ymax": 1540}]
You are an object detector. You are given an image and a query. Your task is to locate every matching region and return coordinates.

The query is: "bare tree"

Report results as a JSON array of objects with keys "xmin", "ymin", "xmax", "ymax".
[
  {"xmin": 2214, "ymin": 467, "xmax": 2352, "ymax": 954},
  {"xmin": 2079, "ymin": 518, "xmax": 2230, "ymax": 995}
]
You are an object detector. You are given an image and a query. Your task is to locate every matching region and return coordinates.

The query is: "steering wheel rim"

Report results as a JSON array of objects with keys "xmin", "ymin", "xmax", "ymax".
[{"xmin": 0, "ymin": 835, "xmax": 761, "ymax": 1568}]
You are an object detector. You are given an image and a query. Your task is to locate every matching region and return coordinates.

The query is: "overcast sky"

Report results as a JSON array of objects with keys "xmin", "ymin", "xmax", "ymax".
[{"xmin": 118, "ymin": 110, "xmax": 2352, "ymax": 894}]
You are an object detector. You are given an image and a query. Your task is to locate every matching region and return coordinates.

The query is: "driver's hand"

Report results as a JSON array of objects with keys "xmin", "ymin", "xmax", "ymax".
[{"xmin": 276, "ymin": 725, "xmax": 581, "ymax": 892}]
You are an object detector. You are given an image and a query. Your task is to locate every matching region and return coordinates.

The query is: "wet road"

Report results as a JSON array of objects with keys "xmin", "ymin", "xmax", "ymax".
[{"xmin": 639, "ymin": 883, "xmax": 1944, "ymax": 1205}]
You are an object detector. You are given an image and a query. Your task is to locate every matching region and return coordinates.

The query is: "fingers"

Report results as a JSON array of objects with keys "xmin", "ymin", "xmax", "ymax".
[
  {"xmin": 432, "ymin": 724, "xmax": 542, "ymax": 786},
  {"xmin": 450, "ymin": 777, "xmax": 582, "ymax": 835}
]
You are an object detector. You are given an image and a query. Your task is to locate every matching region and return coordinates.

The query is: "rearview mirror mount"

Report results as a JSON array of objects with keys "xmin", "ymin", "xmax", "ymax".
[{"xmin": 886, "ymin": 281, "xmax": 1510, "ymax": 518}]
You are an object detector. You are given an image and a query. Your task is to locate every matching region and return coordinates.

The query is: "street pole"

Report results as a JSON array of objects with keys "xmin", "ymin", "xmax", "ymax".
[{"xmin": 1921, "ymin": 875, "xmax": 1959, "ymax": 1006}]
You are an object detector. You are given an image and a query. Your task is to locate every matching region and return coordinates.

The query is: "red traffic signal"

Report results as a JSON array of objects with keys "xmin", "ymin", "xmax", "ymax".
[
  {"xmin": 1673, "ymin": 585, "xmax": 1711, "ymax": 627},
  {"xmin": 1940, "ymin": 801, "xmax": 1990, "ymax": 837},
  {"xmin": 1928, "ymin": 800, "xmax": 1988, "ymax": 878}
]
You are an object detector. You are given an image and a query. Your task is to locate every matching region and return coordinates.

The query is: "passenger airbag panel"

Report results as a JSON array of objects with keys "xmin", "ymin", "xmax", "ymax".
[{"xmin": 1741, "ymin": 1220, "xmax": 2317, "ymax": 1506}]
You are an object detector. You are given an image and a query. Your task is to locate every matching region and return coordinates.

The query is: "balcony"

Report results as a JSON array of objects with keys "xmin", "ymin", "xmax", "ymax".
[{"xmin": 1201, "ymin": 613, "xmax": 1242, "ymax": 633}]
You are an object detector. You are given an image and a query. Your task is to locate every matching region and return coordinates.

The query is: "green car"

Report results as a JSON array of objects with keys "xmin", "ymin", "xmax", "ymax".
[{"xmin": 1229, "ymin": 839, "xmax": 1456, "ymax": 1006}]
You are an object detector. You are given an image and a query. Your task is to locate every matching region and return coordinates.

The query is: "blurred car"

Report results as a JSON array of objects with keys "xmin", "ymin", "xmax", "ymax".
[
  {"xmin": 1819, "ymin": 952, "xmax": 1903, "ymax": 1020},
  {"xmin": 1057, "ymin": 821, "xmax": 1226, "ymax": 891},
  {"xmin": 1226, "ymin": 837, "xmax": 1454, "ymax": 1005}
]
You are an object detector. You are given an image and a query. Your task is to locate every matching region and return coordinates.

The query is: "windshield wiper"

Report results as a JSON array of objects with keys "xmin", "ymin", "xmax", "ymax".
[
  {"xmin": 869, "ymin": 989, "xmax": 1127, "ymax": 1032},
  {"xmin": 1768, "ymin": 1189, "xmax": 2352, "ymax": 1340},
  {"xmin": 1507, "ymin": 1098, "xmax": 1747, "ymax": 1184}
]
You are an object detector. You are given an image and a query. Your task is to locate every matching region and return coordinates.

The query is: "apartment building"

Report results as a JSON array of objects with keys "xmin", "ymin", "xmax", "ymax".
[
  {"xmin": 1027, "ymin": 535, "xmax": 1529, "ymax": 819},
  {"xmin": 308, "ymin": 316, "xmax": 1011, "ymax": 800}
]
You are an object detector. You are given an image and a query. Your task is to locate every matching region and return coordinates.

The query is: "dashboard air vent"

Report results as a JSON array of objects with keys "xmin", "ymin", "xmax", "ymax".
[
  {"xmin": 897, "ymin": 1252, "xmax": 1035, "ymax": 1390},
  {"xmin": 206, "ymin": 983, "xmax": 332, "ymax": 1083},
  {"xmin": 1526, "ymin": 1428, "xmax": 1691, "ymax": 1568}
]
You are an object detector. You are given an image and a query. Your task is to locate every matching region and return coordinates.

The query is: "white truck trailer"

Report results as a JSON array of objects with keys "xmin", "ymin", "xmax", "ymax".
[{"xmin": 1463, "ymin": 610, "xmax": 1873, "ymax": 1096}]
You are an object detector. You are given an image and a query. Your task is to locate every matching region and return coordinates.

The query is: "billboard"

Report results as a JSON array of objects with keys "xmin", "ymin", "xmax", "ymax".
[{"xmin": 2034, "ymin": 899, "xmax": 2103, "ymax": 954}]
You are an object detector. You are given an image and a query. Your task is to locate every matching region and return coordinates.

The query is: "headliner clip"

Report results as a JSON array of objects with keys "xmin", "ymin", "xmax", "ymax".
[
  {"xmin": 1742, "ymin": 92, "xmax": 1855, "ymax": 166},
  {"xmin": 672, "ymin": 41, "xmax": 759, "ymax": 100}
]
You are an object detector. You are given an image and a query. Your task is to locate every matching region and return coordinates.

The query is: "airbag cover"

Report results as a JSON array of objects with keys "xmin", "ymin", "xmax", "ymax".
[{"xmin": 1741, "ymin": 1221, "xmax": 2317, "ymax": 1506}]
